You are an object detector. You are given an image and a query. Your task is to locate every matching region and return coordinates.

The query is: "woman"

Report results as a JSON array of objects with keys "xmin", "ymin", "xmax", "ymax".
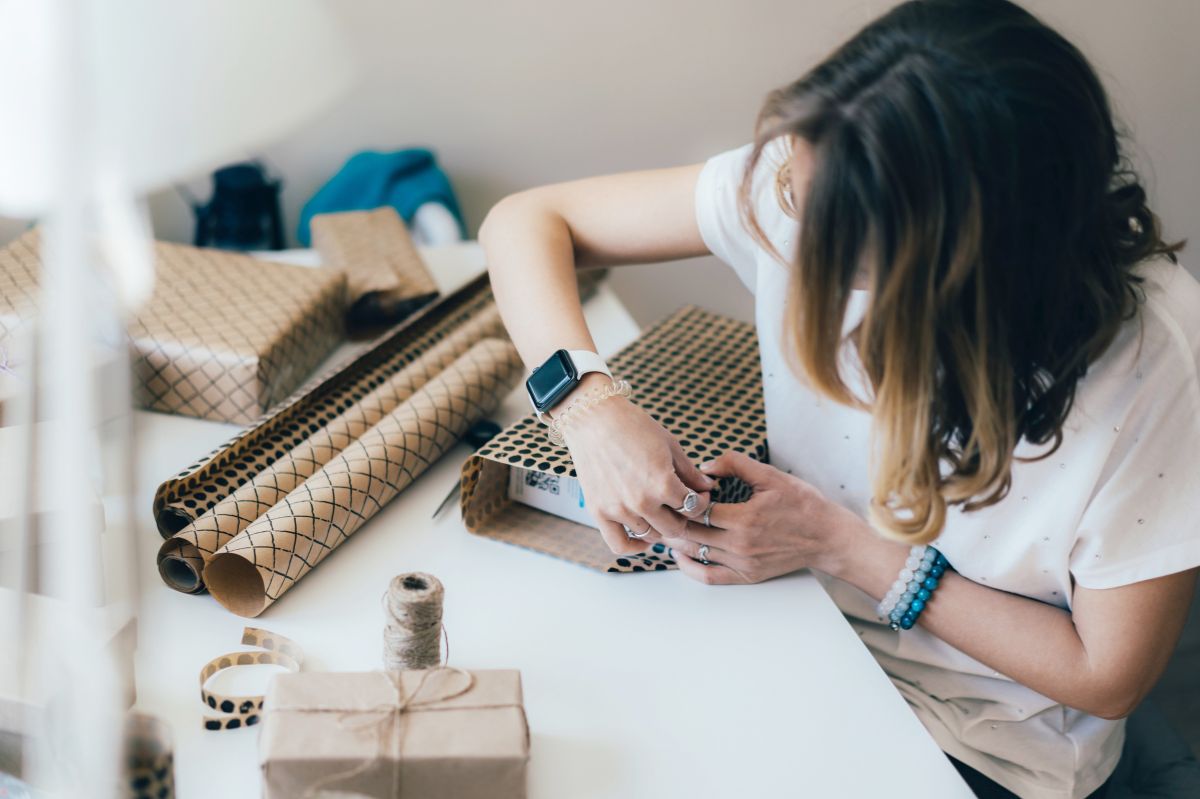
[{"xmin": 479, "ymin": 1, "xmax": 1200, "ymax": 797}]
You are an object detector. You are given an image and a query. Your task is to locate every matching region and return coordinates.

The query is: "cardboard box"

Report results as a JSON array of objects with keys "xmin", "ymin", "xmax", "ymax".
[
  {"xmin": 260, "ymin": 669, "xmax": 528, "ymax": 799},
  {"xmin": 460, "ymin": 305, "xmax": 769, "ymax": 573}
]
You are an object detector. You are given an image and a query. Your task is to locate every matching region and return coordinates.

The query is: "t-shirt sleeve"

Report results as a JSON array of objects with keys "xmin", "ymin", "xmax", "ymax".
[
  {"xmin": 1070, "ymin": 283, "xmax": 1200, "ymax": 589},
  {"xmin": 693, "ymin": 139, "xmax": 794, "ymax": 295}
]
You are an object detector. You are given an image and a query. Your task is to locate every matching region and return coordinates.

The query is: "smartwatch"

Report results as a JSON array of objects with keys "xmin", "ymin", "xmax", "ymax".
[{"xmin": 525, "ymin": 349, "xmax": 612, "ymax": 422}]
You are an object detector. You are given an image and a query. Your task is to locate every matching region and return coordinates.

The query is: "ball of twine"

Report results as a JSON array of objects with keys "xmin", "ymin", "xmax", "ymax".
[{"xmin": 382, "ymin": 572, "xmax": 444, "ymax": 671}]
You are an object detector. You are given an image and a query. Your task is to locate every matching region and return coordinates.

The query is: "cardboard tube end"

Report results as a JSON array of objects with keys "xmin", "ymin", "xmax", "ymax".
[{"xmin": 205, "ymin": 554, "xmax": 268, "ymax": 617}]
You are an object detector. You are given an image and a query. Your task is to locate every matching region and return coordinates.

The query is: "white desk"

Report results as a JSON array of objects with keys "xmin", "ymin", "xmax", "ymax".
[{"xmin": 131, "ymin": 245, "xmax": 970, "ymax": 798}]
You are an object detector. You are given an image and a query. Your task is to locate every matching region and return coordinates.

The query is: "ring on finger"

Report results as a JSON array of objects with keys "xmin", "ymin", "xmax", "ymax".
[
  {"xmin": 624, "ymin": 520, "xmax": 652, "ymax": 539},
  {"xmin": 698, "ymin": 544, "xmax": 711, "ymax": 565},
  {"xmin": 702, "ymin": 500, "xmax": 715, "ymax": 528},
  {"xmin": 674, "ymin": 490, "xmax": 700, "ymax": 514}
]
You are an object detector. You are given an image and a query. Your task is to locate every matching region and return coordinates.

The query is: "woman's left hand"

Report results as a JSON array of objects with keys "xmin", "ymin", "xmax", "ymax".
[{"xmin": 661, "ymin": 451, "xmax": 865, "ymax": 584}]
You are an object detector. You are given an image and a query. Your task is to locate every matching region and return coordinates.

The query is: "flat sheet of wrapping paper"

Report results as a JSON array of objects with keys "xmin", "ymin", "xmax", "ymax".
[
  {"xmin": 156, "ymin": 307, "xmax": 506, "ymax": 594},
  {"xmin": 461, "ymin": 305, "xmax": 768, "ymax": 573},
  {"xmin": 152, "ymin": 270, "xmax": 603, "ymax": 538},
  {"xmin": 204, "ymin": 338, "xmax": 522, "ymax": 617},
  {"xmin": 311, "ymin": 208, "xmax": 439, "ymax": 333}
]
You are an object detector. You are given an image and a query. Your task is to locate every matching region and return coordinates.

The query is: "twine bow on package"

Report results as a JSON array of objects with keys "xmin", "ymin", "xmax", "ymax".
[
  {"xmin": 153, "ymin": 272, "xmax": 604, "ymax": 616},
  {"xmin": 459, "ymin": 305, "xmax": 768, "ymax": 573}
]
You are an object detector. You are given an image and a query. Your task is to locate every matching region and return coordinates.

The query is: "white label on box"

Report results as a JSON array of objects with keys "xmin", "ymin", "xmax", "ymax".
[{"xmin": 506, "ymin": 467, "xmax": 598, "ymax": 529}]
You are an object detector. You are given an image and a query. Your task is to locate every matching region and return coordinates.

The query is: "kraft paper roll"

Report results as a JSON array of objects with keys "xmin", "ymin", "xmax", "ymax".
[
  {"xmin": 156, "ymin": 307, "xmax": 505, "ymax": 594},
  {"xmin": 152, "ymin": 271, "xmax": 604, "ymax": 537},
  {"xmin": 123, "ymin": 712, "xmax": 174, "ymax": 799},
  {"xmin": 205, "ymin": 339, "xmax": 521, "ymax": 617}
]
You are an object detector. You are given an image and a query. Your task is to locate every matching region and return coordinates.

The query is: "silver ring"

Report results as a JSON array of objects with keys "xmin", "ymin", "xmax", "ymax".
[
  {"xmin": 674, "ymin": 490, "xmax": 700, "ymax": 514},
  {"xmin": 624, "ymin": 521, "xmax": 652, "ymax": 539},
  {"xmin": 702, "ymin": 500, "xmax": 715, "ymax": 528},
  {"xmin": 698, "ymin": 544, "xmax": 711, "ymax": 565}
]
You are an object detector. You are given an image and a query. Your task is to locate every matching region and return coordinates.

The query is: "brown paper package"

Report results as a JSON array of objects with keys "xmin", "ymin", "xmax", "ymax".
[
  {"xmin": 260, "ymin": 669, "xmax": 528, "ymax": 799},
  {"xmin": 204, "ymin": 338, "xmax": 522, "ymax": 617},
  {"xmin": 460, "ymin": 305, "xmax": 768, "ymax": 573},
  {"xmin": 0, "ymin": 229, "xmax": 346, "ymax": 424},
  {"xmin": 312, "ymin": 207, "xmax": 440, "ymax": 333}
]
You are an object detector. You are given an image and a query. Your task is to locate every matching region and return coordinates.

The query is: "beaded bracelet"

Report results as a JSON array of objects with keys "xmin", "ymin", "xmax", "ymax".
[
  {"xmin": 544, "ymin": 378, "xmax": 633, "ymax": 446},
  {"xmin": 876, "ymin": 544, "xmax": 949, "ymax": 631}
]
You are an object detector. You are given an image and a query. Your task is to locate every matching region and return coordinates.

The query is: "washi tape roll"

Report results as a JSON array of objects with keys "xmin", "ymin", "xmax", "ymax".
[{"xmin": 198, "ymin": 627, "xmax": 303, "ymax": 731}]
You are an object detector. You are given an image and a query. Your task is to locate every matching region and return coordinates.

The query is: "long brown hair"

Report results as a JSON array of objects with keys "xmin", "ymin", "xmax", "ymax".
[{"xmin": 741, "ymin": 0, "xmax": 1183, "ymax": 542}]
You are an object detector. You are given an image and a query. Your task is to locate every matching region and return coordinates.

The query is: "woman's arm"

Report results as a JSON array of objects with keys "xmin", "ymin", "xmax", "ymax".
[
  {"xmin": 479, "ymin": 164, "xmax": 710, "ymax": 372},
  {"xmin": 667, "ymin": 452, "xmax": 1197, "ymax": 720},
  {"xmin": 478, "ymin": 164, "xmax": 719, "ymax": 554},
  {"xmin": 827, "ymin": 520, "xmax": 1197, "ymax": 720}
]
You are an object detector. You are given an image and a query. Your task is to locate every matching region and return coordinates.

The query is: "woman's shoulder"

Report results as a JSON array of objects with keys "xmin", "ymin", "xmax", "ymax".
[{"xmin": 1135, "ymin": 257, "xmax": 1200, "ymax": 368}]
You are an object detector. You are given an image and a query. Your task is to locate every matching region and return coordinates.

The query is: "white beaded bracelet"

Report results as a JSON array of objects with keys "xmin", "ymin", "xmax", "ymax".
[
  {"xmin": 544, "ymin": 378, "xmax": 632, "ymax": 446},
  {"xmin": 876, "ymin": 544, "xmax": 938, "ymax": 621}
]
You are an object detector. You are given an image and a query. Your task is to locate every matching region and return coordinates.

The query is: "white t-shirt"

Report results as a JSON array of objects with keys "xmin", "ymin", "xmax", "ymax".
[{"xmin": 694, "ymin": 141, "xmax": 1200, "ymax": 799}]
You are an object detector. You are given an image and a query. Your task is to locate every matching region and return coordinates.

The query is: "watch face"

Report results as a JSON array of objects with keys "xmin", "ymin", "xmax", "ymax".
[{"xmin": 526, "ymin": 349, "xmax": 578, "ymax": 412}]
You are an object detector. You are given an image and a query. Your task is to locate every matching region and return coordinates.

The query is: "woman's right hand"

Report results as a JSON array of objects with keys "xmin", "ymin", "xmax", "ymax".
[{"xmin": 559, "ymin": 381, "xmax": 716, "ymax": 555}]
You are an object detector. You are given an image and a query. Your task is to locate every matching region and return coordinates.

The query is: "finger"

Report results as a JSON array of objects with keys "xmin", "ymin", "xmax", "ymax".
[
  {"xmin": 699, "ymin": 451, "xmax": 774, "ymax": 488},
  {"xmin": 672, "ymin": 550, "xmax": 744, "ymax": 585},
  {"xmin": 596, "ymin": 518, "xmax": 648, "ymax": 555},
  {"xmin": 618, "ymin": 515, "xmax": 655, "ymax": 542},
  {"xmin": 669, "ymin": 519, "xmax": 731, "ymax": 548},
  {"xmin": 670, "ymin": 438, "xmax": 717, "ymax": 493},
  {"xmin": 639, "ymin": 487, "xmax": 711, "ymax": 538},
  {"xmin": 662, "ymin": 537, "xmax": 728, "ymax": 565}
]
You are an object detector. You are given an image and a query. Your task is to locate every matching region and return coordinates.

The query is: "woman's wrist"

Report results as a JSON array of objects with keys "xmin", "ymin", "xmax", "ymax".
[
  {"xmin": 546, "ymin": 372, "xmax": 615, "ymax": 420},
  {"xmin": 814, "ymin": 504, "xmax": 909, "ymax": 602}
]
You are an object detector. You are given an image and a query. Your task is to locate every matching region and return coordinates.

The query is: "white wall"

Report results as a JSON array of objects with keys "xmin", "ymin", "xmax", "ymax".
[{"xmin": 3, "ymin": 0, "xmax": 1197, "ymax": 327}]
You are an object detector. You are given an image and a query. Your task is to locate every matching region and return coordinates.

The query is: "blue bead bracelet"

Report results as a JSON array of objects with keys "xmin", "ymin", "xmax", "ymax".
[{"xmin": 877, "ymin": 545, "xmax": 950, "ymax": 631}]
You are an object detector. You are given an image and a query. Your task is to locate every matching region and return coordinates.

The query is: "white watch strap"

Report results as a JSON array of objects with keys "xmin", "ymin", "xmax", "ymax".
[{"xmin": 566, "ymin": 349, "xmax": 612, "ymax": 381}]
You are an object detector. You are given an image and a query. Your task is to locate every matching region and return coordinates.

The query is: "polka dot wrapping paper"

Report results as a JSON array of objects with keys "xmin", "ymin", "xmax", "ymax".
[
  {"xmin": 0, "ymin": 228, "xmax": 346, "ymax": 425},
  {"xmin": 460, "ymin": 305, "xmax": 769, "ymax": 573},
  {"xmin": 152, "ymin": 271, "xmax": 605, "ymax": 614}
]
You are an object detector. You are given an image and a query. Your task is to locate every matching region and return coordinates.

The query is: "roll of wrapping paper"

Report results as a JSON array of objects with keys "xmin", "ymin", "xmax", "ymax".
[
  {"xmin": 152, "ymin": 270, "xmax": 604, "ymax": 537},
  {"xmin": 156, "ymin": 306, "xmax": 505, "ymax": 594},
  {"xmin": 204, "ymin": 338, "xmax": 522, "ymax": 617}
]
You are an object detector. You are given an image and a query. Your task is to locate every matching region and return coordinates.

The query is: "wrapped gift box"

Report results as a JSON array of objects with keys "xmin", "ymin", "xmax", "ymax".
[
  {"xmin": 260, "ymin": 669, "xmax": 528, "ymax": 799},
  {"xmin": 0, "ymin": 230, "xmax": 346, "ymax": 424}
]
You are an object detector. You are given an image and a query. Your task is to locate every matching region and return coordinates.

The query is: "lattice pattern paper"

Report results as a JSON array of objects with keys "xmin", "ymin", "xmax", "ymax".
[
  {"xmin": 0, "ymin": 229, "xmax": 346, "ymax": 424},
  {"xmin": 311, "ymin": 207, "xmax": 439, "ymax": 333},
  {"xmin": 156, "ymin": 307, "xmax": 506, "ymax": 594},
  {"xmin": 460, "ymin": 305, "xmax": 768, "ymax": 573},
  {"xmin": 152, "ymin": 271, "xmax": 603, "ymax": 537},
  {"xmin": 204, "ymin": 339, "xmax": 522, "ymax": 616}
]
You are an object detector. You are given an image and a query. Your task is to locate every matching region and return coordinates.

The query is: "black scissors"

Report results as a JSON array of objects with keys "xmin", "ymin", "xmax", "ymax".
[{"xmin": 432, "ymin": 419, "xmax": 502, "ymax": 518}]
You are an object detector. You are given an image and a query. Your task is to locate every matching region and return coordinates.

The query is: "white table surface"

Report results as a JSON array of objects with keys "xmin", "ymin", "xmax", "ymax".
[{"xmin": 130, "ymin": 244, "xmax": 970, "ymax": 798}]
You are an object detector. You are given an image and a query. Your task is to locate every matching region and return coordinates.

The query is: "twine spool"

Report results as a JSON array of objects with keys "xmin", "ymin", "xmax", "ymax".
[{"xmin": 382, "ymin": 572, "xmax": 444, "ymax": 671}]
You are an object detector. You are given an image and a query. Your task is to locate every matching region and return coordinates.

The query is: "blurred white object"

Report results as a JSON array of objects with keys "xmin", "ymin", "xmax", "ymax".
[
  {"xmin": 411, "ymin": 201, "xmax": 465, "ymax": 247},
  {"xmin": 0, "ymin": 0, "xmax": 354, "ymax": 795}
]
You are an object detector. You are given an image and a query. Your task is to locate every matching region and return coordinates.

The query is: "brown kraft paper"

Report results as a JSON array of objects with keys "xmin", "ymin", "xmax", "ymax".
[
  {"xmin": 460, "ymin": 305, "xmax": 768, "ymax": 573},
  {"xmin": 312, "ymin": 207, "xmax": 440, "ymax": 333},
  {"xmin": 260, "ymin": 669, "xmax": 528, "ymax": 799},
  {"xmin": 204, "ymin": 338, "xmax": 522, "ymax": 617},
  {"xmin": 156, "ymin": 306, "xmax": 505, "ymax": 594}
]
